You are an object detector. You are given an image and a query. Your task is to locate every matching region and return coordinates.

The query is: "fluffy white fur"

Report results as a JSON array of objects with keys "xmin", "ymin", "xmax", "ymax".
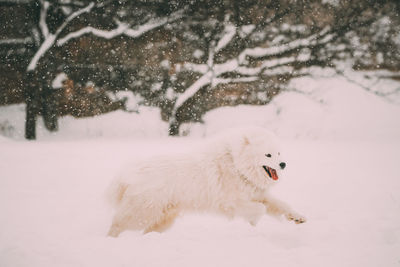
[{"xmin": 107, "ymin": 127, "xmax": 306, "ymax": 237}]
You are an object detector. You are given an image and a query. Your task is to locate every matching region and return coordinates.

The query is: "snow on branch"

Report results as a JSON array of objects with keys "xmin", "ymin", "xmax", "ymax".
[
  {"xmin": 212, "ymin": 76, "xmax": 259, "ymax": 87},
  {"xmin": 171, "ymin": 66, "xmax": 261, "ymax": 117},
  {"xmin": 39, "ymin": 0, "xmax": 50, "ymax": 38},
  {"xmin": 0, "ymin": 37, "xmax": 32, "ymax": 45},
  {"xmin": 28, "ymin": 3, "xmax": 184, "ymax": 72},
  {"xmin": 337, "ymin": 69, "xmax": 400, "ymax": 103},
  {"xmin": 54, "ymin": 2, "xmax": 95, "ymax": 36},
  {"xmin": 123, "ymin": 15, "xmax": 173, "ymax": 38},
  {"xmin": 170, "ymin": 27, "xmax": 332, "ymax": 117},
  {"xmin": 27, "ymin": 1, "xmax": 95, "ymax": 71},
  {"xmin": 172, "ymin": 54, "xmax": 310, "ymax": 114},
  {"xmin": 58, "ymin": 9, "xmax": 185, "ymax": 45},
  {"xmin": 173, "ymin": 72, "xmax": 213, "ymax": 110},
  {"xmin": 180, "ymin": 27, "xmax": 332, "ymax": 79},
  {"xmin": 57, "ymin": 21, "xmax": 129, "ymax": 45},
  {"xmin": 238, "ymin": 27, "xmax": 332, "ymax": 64},
  {"xmin": 27, "ymin": 34, "xmax": 56, "ymax": 71},
  {"xmin": 182, "ymin": 62, "xmax": 209, "ymax": 74},
  {"xmin": 214, "ymin": 23, "xmax": 236, "ymax": 53}
]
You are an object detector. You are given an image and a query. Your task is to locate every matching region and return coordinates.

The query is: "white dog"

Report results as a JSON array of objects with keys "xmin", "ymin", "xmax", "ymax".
[{"xmin": 107, "ymin": 127, "xmax": 306, "ymax": 237}]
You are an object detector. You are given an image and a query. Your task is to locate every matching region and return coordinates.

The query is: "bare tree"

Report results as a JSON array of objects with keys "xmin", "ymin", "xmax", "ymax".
[
  {"xmin": 23, "ymin": 0, "xmax": 185, "ymax": 139},
  {"xmin": 164, "ymin": 0, "xmax": 400, "ymax": 135}
]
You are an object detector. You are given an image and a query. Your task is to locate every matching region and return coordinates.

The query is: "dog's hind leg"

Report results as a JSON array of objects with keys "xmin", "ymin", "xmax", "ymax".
[
  {"xmin": 144, "ymin": 204, "xmax": 179, "ymax": 233},
  {"xmin": 108, "ymin": 213, "xmax": 132, "ymax": 237},
  {"xmin": 107, "ymin": 199, "xmax": 140, "ymax": 237},
  {"xmin": 108, "ymin": 222, "xmax": 123, "ymax": 237}
]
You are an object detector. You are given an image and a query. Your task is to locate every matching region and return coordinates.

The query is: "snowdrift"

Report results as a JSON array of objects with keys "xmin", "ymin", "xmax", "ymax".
[{"xmin": 0, "ymin": 74, "xmax": 399, "ymax": 267}]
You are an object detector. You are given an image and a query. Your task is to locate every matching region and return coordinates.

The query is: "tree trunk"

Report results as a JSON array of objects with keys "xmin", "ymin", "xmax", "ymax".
[
  {"xmin": 168, "ymin": 118, "xmax": 180, "ymax": 136},
  {"xmin": 25, "ymin": 100, "xmax": 39, "ymax": 140},
  {"xmin": 24, "ymin": 71, "xmax": 59, "ymax": 139},
  {"xmin": 41, "ymin": 84, "xmax": 58, "ymax": 132},
  {"xmin": 24, "ymin": 72, "xmax": 39, "ymax": 140}
]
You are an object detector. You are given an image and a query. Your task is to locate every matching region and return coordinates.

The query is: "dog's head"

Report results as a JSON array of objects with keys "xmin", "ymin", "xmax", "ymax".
[
  {"xmin": 229, "ymin": 127, "xmax": 286, "ymax": 187},
  {"xmin": 261, "ymin": 152, "xmax": 286, "ymax": 181}
]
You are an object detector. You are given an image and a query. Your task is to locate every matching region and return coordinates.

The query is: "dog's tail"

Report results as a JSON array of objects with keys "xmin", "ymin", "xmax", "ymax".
[{"xmin": 106, "ymin": 179, "xmax": 129, "ymax": 208}]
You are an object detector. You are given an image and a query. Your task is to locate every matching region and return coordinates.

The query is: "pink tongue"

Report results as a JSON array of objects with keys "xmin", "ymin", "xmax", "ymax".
[{"xmin": 270, "ymin": 168, "xmax": 278, "ymax": 180}]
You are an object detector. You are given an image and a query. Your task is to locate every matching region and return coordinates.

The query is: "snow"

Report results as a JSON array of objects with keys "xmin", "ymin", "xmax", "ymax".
[
  {"xmin": 172, "ymin": 71, "xmax": 212, "ymax": 116},
  {"xmin": 0, "ymin": 37, "xmax": 32, "ymax": 45},
  {"xmin": 238, "ymin": 24, "xmax": 255, "ymax": 38},
  {"xmin": 29, "ymin": 2, "xmax": 181, "ymax": 72},
  {"xmin": 51, "ymin": 72, "xmax": 68, "ymax": 89},
  {"xmin": 58, "ymin": 8, "xmax": 184, "ymax": 46},
  {"xmin": 57, "ymin": 23, "xmax": 130, "ymax": 45},
  {"xmin": 27, "ymin": 2, "xmax": 94, "ymax": 71},
  {"xmin": 39, "ymin": 1, "xmax": 50, "ymax": 38},
  {"xmin": 187, "ymin": 74, "xmax": 400, "ymax": 141},
  {"xmin": 27, "ymin": 34, "xmax": 56, "ymax": 71},
  {"xmin": 1, "ymin": 74, "xmax": 400, "ymax": 267},
  {"xmin": 215, "ymin": 23, "xmax": 236, "ymax": 53},
  {"xmin": 238, "ymin": 27, "xmax": 331, "ymax": 64},
  {"xmin": 175, "ymin": 26, "xmax": 338, "ymax": 115},
  {"xmin": 192, "ymin": 49, "xmax": 204, "ymax": 59}
]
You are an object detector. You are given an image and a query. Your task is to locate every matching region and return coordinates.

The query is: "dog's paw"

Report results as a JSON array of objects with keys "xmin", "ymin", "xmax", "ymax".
[
  {"xmin": 248, "ymin": 214, "xmax": 263, "ymax": 226},
  {"xmin": 107, "ymin": 225, "xmax": 121, "ymax": 237},
  {"xmin": 243, "ymin": 203, "xmax": 266, "ymax": 226},
  {"xmin": 285, "ymin": 213, "xmax": 306, "ymax": 224},
  {"xmin": 248, "ymin": 210, "xmax": 265, "ymax": 226}
]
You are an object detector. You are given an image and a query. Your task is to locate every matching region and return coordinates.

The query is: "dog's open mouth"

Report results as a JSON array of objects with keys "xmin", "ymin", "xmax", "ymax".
[{"xmin": 262, "ymin": 166, "xmax": 278, "ymax": 180}]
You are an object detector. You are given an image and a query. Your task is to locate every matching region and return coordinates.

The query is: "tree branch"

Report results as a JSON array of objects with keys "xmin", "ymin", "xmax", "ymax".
[
  {"xmin": 54, "ymin": 2, "xmax": 95, "ymax": 36},
  {"xmin": 170, "ymin": 26, "xmax": 335, "ymax": 118},
  {"xmin": 27, "ymin": 1, "xmax": 95, "ymax": 71},
  {"xmin": 337, "ymin": 69, "xmax": 400, "ymax": 102},
  {"xmin": 238, "ymin": 27, "xmax": 332, "ymax": 64},
  {"xmin": 38, "ymin": 0, "xmax": 50, "ymax": 38},
  {"xmin": 57, "ymin": 8, "xmax": 185, "ymax": 45}
]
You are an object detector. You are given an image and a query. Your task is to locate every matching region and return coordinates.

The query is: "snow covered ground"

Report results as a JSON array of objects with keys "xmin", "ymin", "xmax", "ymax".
[{"xmin": 0, "ymin": 74, "xmax": 399, "ymax": 267}]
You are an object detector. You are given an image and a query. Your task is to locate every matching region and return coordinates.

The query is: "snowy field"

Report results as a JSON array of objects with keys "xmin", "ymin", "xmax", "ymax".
[{"xmin": 1, "ymin": 74, "xmax": 400, "ymax": 267}]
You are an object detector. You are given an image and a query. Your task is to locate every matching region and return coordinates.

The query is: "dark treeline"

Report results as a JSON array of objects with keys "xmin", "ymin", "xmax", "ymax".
[{"xmin": 0, "ymin": 0, "xmax": 399, "ymax": 138}]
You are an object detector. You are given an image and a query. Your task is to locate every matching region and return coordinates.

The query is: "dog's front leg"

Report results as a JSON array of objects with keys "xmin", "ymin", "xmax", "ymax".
[
  {"xmin": 233, "ymin": 200, "xmax": 266, "ymax": 226},
  {"xmin": 259, "ymin": 196, "xmax": 306, "ymax": 224}
]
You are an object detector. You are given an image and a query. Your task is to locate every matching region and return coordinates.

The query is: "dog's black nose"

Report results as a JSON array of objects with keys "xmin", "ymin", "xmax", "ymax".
[{"xmin": 279, "ymin": 162, "xmax": 286, "ymax": 169}]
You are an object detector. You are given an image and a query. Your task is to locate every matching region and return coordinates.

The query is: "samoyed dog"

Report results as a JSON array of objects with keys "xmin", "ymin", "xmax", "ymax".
[{"xmin": 107, "ymin": 127, "xmax": 306, "ymax": 237}]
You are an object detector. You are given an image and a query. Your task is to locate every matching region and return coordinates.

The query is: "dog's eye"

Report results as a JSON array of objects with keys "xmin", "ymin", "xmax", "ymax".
[{"xmin": 265, "ymin": 154, "xmax": 272, "ymax": 158}]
